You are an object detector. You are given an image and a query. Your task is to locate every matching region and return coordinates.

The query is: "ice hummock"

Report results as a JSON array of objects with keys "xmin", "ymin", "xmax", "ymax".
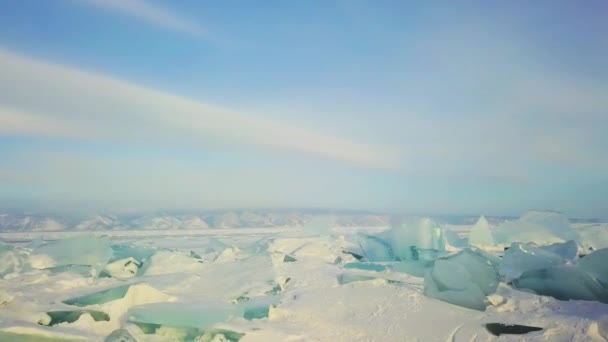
[
  {"xmin": 578, "ymin": 248, "xmax": 608, "ymax": 286},
  {"xmin": 31, "ymin": 235, "xmax": 113, "ymax": 274},
  {"xmin": 493, "ymin": 211, "xmax": 579, "ymax": 245},
  {"xmin": 468, "ymin": 216, "xmax": 494, "ymax": 247},
  {"xmin": 499, "ymin": 242, "xmax": 567, "ymax": 281},
  {"xmin": 424, "ymin": 248, "xmax": 500, "ymax": 311},
  {"xmin": 383, "ymin": 218, "xmax": 446, "ymax": 258},
  {"xmin": 512, "ymin": 266, "xmax": 608, "ymax": 303},
  {"xmin": 0, "ymin": 240, "xmax": 22, "ymax": 276}
]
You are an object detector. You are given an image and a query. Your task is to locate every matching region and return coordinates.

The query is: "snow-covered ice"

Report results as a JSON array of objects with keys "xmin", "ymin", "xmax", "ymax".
[{"xmin": 0, "ymin": 212, "xmax": 607, "ymax": 341}]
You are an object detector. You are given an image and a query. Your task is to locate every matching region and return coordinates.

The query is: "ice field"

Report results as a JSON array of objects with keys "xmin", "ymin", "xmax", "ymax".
[{"xmin": 1, "ymin": 211, "xmax": 608, "ymax": 341}]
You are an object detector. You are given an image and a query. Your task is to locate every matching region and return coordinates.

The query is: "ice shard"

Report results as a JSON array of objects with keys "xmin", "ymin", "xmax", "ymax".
[
  {"xmin": 63, "ymin": 285, "xmax": 131, "ymax": 306},
  {"xmin": 127, "ymin": 297, "xmax": 277, "ymax": 329},
  {"xmin": 512, "ymin": 266, "xmax": 608, "ymax": 303},
  {"xmin": 423, "ymin": 248, "xmax": 500, "ymax": 311},
  {"xmin": 32, "ymin": 235, "xmax": 113, "ymax": 272},
  {"xmin": 493, "ymin": 211, "xmax": 579, "ymax": 245},
  {"xmin": 540, "ymin": 240, "xmax": 578, "ymax": 260},
  {"xmin": 499, "ymin": 242, "xmax": 566, "ymax": 281},
  {"xmin": 356, "ymin": 234, "xmax": 394, "ymax": 262},
  {"xmin": 0, "ymin": 241, "xmax": 22, "ymax": 276},
  {"xmin": 381, "ymin": 217, "xmax": 446, "ymax": 261},
  {"xmin": 578, "ymin": 248, "xmax": 608, "ymax": 285},
  {"xmin": 468, "ymin": 216, "xmax": 494, "ymax": 247},
  {"xmin": 104, "ymin": 329, "xmax": 137, "ymax": 342},
  {"xmin": 444, "ymin": 228, "xmax": 467, "ymax": 248}
]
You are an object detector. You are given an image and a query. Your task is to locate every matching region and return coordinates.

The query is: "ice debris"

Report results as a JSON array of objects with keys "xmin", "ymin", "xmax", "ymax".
[
  {"xmin": 0, "ymin": 241, "xmax": 22, "ymax": 276},
  {"xmin": 382, "ymin": 217, "xmax": 446, "ymax": 258},
  {"xmin": 578, "ymin": 248, "xmax": 608, "ymax": 285},
  {"xmin": 104, "ymin": 329, "xmax": 137, "ymax": 342},
  {"xmin": 540, "ymin": 240, "xmax": 579, "ymax": 260},
  {"xmin": 31, "ymin": 235, "xmax": 113, "ymax": 274},
  {"xmin": 424, "ymin": 248, "xmax": 500, "ymax": 311},
  {"xmin": 512, "ymin": 266, "xmax": 608, "ymax": 303},
  {"xmin": 63, "ymin": 285, "xmax": 131, "ymax": 306},
  {"xmin": 468, "ymin": 216, "xmax": 494, "ymax": 247},
  {"xmin": 493, "ymin": 211, "xmax": 579, "ymax": 245},
  {"xmin": 499, "ymin": 242, "xmax": 567, "ymax": 281}
]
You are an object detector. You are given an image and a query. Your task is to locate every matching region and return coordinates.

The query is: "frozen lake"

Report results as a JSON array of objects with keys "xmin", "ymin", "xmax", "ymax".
[{"xmin": 1, "ymin": 216, "xmax": 607, "ymax": 341}]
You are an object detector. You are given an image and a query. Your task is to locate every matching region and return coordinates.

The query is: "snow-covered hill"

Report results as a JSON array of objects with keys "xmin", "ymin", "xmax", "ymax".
[{"xmin": 0, "ymin": 211, "xmax": 390, "ymax": 231}]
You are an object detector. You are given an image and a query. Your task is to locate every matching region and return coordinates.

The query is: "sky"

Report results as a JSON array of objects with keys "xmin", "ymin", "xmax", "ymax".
[{"xmin": 0, "ymin": 1, "xmax": 607, "ymax": 218}]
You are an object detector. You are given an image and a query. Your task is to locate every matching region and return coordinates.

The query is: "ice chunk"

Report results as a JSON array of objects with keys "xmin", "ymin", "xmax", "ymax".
[
  {"xmin": 344, "ymin": 262, "xmax": 387, "ymax": 272},
  {"xmin": 356, "ymin": 234, "xmax": 394, "ymax": 262},
  {"xmin": 0, "ymin": 241, "xmax": 22, "ymax": 276},
  {"xmin": 578, "ymin": 224, "xmax": 608, "ymax": 250},
  {"xmin": 468, "ymin": 216, "xmax": 494, "ymax": 247},
  {"xmin": 128, "ymin": 298, "xmax": 276, "ymax": 329},
  {"xmin": 493, "ymin": 211, "xmax": 579, "ymax": 245},
  {"xmin": 102, "ymin": 257, "xmax": 142, "ymax": 279},
  {"xmin": 32, "ymin": 235, "xmax": 113, "ymax": 271},
  {"xmin": 382, "ymin": 217, "xmax": 445, "ymax": 260},
  {"xmin": 540, "ymin": 240, "xmax": 578, "ymax": 260},
  {"xmin": 63, "ymin": 284, "xmax": 131, "ymax": 306},
  {"xmin": 104, "ymin": 329, "xmax": 137, "ymax": 342},
  {"xmin": 337, "ymin": 273, "xmax": 379, "ymax": 285},
  {"xmin": 512, "ymin": 266, "xmax": 608, "ymax": 303},
  {"xmin": 110, "ymin": 243, "xmax": 155, "ymax": 264},
  {"xmin": 282, "ymin": 255, "xmax": 296, "ymax": 263},
  {"xmin": 423, "ymin": 248, "xmax": 500, "ymax": 311},
  {"xmin": 578, "ymin": 248, "xmax": 608, "ymax": 285},
  {"xmin": 444, "ymin": 228, "xmax": 467, "ymax": 248},
  {"xmin": 499, "ymin": 242, "xmax": 566, "ymax": 281}
]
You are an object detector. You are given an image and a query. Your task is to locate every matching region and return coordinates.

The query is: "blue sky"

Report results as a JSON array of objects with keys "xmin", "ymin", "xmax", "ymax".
[{"xmin": 0, "ymin": 1, "xmax": 607, "ymax": 217}]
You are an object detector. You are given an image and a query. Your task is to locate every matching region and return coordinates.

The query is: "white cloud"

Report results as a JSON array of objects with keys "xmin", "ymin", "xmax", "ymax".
[
  {"xmin": 0, "ymin": 49, "xmax": 401, "ymax": 170},
  {"xmin": 80, "ymin": 0, "xmax": 205, "ymax": 37}
]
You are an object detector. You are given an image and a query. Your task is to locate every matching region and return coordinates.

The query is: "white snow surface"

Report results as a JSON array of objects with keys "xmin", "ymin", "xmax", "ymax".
[{"xmin": 0, "ymin": 224, "xmax": 607, "ymax": 341}]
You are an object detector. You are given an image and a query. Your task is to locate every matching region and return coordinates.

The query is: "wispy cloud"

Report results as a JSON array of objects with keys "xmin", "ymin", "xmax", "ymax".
[
  {"xmin": 80, "ymin": 0, "xmax": 206, "ymax": 37},
  {"xmin": 0, "ymin": 48, "xmax": 400, "ymax": 170}
]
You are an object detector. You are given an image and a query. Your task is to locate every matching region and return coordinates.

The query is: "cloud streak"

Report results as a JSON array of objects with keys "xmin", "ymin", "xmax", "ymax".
[
  {"xmin": 0, "ymin": 49, "xmax": 400, "ymax": 170},
  {"xmin": 80, "ymin": 0, "xmax": 206, "ymax": 37}
]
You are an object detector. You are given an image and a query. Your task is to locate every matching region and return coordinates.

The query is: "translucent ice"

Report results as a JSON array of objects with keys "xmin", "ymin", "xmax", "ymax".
[
  {"xmin": 578, "ymin": 248, "xmax": 608, "ymax": 285},
  {"xmin": 32, "ymin": 235, "xmax": 113, "ymax": 271},
  {"xmin": 493, "ymin": 211, "xmax": 579, "ymax": 245},
  {"xmin": 344, "ymin": 262, "xmax": 387, "ymax": 272},
  {"xmin": 381, "ymin": 217, "xmax": 445, "ymax": 260},
  {"xmin": 444, "ymin": 228, "xmax": 467, "ymax": 248},
  {"xmin": 499, "ymin": 242, "xmax": 566, "ymax": 281},
  {"xmin": 540, "ymin": 240, "xmax": 578, "ymax": 260},
  {"xmin": 356, "ymin": 234, "xmax": 394, "ymax": 262},
  {"xmin": 104, "ymin": 329, "xmax": 137, "ymax": 342},
  {"xmin": 512, "ymin": 266, "xmax": 608, "ymax": 303},
  {"xmin": 0, "ymin": 241, "xmax": 22, "ymax": 276},
  {"xmin": 63, "ymin": 285, "xmax": 130, "ymax": 306},
  {"xmin": 128, "ymin": 297, "xmax": 277, "ymax": 329},
  {"xmin": 468, "ymin": 216, "xmax": 494, "ymax": 247},
  {"xmin": 423, "ymin": 248, "xmax": 500, "ymax": 311}
]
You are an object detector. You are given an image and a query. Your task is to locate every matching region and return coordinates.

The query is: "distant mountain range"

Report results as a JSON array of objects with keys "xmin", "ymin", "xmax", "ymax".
[{"xmin": 0, "ymin": 210, "xmax": 392, "ymax": 232}]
